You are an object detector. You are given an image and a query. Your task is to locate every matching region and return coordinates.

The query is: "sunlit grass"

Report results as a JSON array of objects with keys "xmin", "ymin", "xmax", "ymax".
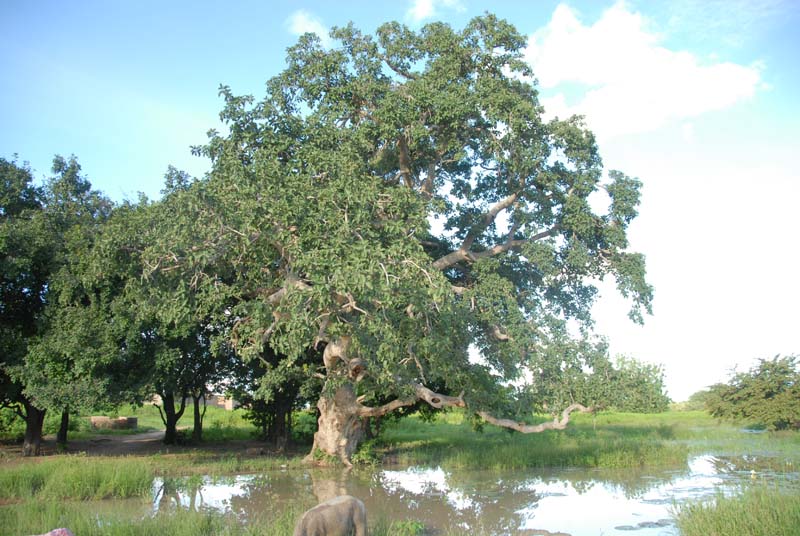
[
  {"xmin": 0, "ymin": 456, "xmax": 152, "ymax": 500},
  {"xmin": 380, "ymin": 409, "xmax": 800, "ymax": 469},
  {"xmin": 379, "ymin": 409, "xmax": 693, "ymax": 470},
  {"xmin": 675, "ymin": 485, "xmax": 800, "ymax": 536}
]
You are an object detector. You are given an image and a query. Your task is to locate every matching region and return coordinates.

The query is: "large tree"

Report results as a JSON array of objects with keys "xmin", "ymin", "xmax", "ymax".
[
  {"xmin": 0, "ymin": 157, "xmax": 49, "ymax": 455},
  {"xmin": 131, "ymin": 15, "xmax": 651, "ymax": 464}
]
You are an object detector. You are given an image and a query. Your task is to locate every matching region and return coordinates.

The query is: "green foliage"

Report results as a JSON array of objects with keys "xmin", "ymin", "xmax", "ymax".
[
  {"xmin": 351, "ymin": 438, "xmax": 381, "ymax": 466},
  {"xmin": 517, "ymin": 341, "xmax": 670, "ymax": 417},
  {"xmin": 589, "ymin": 354, "xmax": 671, "ymax": 413},
  {"xmin": 372, "ymin": 519, "xmax": 427, "ymax": 536},
  {"xmin": 679, "ymin": 388, "xmax": 715, "ymax": 411},
  {"xmin": 675, "ymin": 486, "xmax": 800, "ymax": 536},
  {"xmin": 133, "ymin": 14, "xmax": 651, "ymax": 427},
  {"xmin": 705, "ymin": 355, "xmax": 800, "ymax": 430},
  {"xmin": 292, "ymin": 409, "xmax": 319, "ymax": 443}
]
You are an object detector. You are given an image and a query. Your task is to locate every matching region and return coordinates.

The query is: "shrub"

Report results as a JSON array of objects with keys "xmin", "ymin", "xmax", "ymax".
[{"xmin": 706, "ymin": 355, "xmax": 799, "ymax": 430}]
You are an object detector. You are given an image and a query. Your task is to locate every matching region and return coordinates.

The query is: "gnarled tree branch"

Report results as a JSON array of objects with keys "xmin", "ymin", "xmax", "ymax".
[
  {"xmin": 433, "ymin": 224, "xmax": 560, "ymax": 271},
  {"xmin": 356, "ymin": 384, "xmax": 465, "ymax": 418},
  {"xmin": 477, "ymin": 403, "xmax": 591, "ymax": 433}
]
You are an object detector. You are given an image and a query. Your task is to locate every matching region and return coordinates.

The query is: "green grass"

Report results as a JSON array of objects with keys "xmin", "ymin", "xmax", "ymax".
[
  {"xmin": 373, "ymin": 409, "xmax": 800, "ymax": 471},
  {"xmin": 0, "ymin": 456, "xmax": 152, "ymax": 500},
  {"xmin": 675, "ymin": 485, "xmax": 800, "ymax": 536},
  {"xmin": 144, "ymin": 451, "xmax": 304, "ymax": 476},
  {"xmin": 0, "ymin": 453, "xmax": 310, "ymax": 501},
  {"xmin": 378, "ymin": 409, "xmax": 693, "ymax": 470},
  {"xmin": 91, "ymin": 403, "xmax": 260, "ymax": 441},
  {"xmin": 0, "ymin": 500, "xmax": 433, "ymax": 536}
]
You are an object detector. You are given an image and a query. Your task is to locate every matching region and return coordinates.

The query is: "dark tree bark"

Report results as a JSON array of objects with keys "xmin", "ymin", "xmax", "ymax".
[
  {"xmin": 22, "ymin": 400, "xmax": 46, "ymax": 457},
  {"xmin": 156, "ymin": 391, "xmax": 187, "ymax": 445},
  {"xmin": 267, "ymin": 397, "xmax": 292, "ymax": 450},
  {"xmin": 56, "ymin": 408, "xmax": 70, "ymax": 447}
]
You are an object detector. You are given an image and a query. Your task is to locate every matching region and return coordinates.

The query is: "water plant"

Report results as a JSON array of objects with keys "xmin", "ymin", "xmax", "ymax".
[{"xmin": 675, "ymin": 485, "xmax": 800, "ymax": 536}]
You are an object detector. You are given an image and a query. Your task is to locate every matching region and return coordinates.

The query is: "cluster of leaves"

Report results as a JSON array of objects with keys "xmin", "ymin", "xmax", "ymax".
[
  {"xmin": 705, "ymin": 355, "xmax": 799, "ymax": 430},
  {"xmin": 516, "ymin": 334, "xmax": 670, "ymax": 416}
]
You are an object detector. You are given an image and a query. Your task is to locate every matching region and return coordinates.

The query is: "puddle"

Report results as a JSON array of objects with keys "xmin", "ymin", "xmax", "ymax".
[{"xmin": 123, "ymin": 455, "xmax": 800, "ymax": 535}]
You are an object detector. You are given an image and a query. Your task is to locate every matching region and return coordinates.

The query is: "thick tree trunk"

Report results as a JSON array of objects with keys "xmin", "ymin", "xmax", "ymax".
[
  {"xmin": 308, "ymin": 380, "xmax": 465, "ymax": 466},
  {"xmin": 309, "ymin": 384, "xmax": 366, "ymax": 465},
  {"xmin": 267, "ymin": 398, "xmax": 292, "ymax": 450},
  {"xmin": 22, "ymin": 402, "xmax": 46, "ymax": 457},
  {"xmin": 158, "ymin": 392, "xmax": 187, "ymax": 445},
  {"xmin": 56, "ymin": 408, "xmax": 70, "ymax": 447}
]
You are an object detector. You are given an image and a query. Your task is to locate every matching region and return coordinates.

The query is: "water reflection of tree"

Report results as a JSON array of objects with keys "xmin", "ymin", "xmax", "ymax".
[
  {"xmin": 149, "ymin": 461, "xmax": 692, "ymax": 534},
  {"xmin": 154, "ymin": 476, "xmax": 206, "ymax": 513}
]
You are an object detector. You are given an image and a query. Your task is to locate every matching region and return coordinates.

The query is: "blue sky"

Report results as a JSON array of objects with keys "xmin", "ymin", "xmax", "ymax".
[{"xmin": 2, "ymin": 0, "xmax": 799, "ymax": 400}]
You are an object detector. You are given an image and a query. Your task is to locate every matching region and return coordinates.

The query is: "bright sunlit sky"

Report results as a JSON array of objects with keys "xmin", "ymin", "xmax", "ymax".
[{"xmin": 2, "ymin": 0, "xmax": 799, "ymax": 401}]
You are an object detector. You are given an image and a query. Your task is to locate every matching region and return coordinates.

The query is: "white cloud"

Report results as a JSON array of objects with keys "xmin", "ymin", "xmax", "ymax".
[
  {"xmin": 406, "ymin": 0, "xmax": 465, "ymax": 24},
  {"xmin": 525, "ymin": 2, "xmax": 762, "ymax": 139},
  {"xmin": 681, "ymin": 122, "xmax": 695, "ymax": 143},
  {"xmin": 286, "ymin": 10, "xmax": 332, "ymax": 48}
]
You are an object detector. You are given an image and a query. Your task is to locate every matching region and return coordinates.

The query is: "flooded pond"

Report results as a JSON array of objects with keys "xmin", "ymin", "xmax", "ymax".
[{"xmin": 145, "ymin": 454, "xmax": 797, "ymax": 535}]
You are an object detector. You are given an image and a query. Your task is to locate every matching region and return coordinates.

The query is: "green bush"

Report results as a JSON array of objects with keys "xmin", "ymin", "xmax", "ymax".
[
  {"xmin": 292, "ymin": 409, "xmax": 318, "ymax": 444},
  {"xmin": 706, "ymin": 355, "xmax": 800, "ymax": 430}
]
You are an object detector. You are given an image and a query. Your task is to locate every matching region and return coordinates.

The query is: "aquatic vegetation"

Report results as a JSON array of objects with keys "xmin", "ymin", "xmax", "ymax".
[{"xmin": 675, "ymin": 485, "xmax": 800, "ymax": 536}]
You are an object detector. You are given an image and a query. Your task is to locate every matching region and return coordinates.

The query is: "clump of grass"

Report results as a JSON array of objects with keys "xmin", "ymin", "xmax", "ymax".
[
  {"xmin": 675, "ymin": 485, "xmax": 800, "ymax": 536},
  {"xmin": 0, "ymin": 456, "xmax": 152, "ymax": 500},
  {"xmin": 145, "ymin": 451, "xmax": 304, "ymax": 476}
]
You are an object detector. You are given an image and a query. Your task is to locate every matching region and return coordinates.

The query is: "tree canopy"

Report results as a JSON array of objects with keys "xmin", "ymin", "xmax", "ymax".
[
  {"xmin": 1, "ymin": 155, "xmax": 115, "ymax": 453},
  {"xmin": 3, "ymin": 15, "xmax": 656, "ymax": 462},
  {"xmin": 103, "ymin": 14, "xmax": 653, "ymax": 463}
]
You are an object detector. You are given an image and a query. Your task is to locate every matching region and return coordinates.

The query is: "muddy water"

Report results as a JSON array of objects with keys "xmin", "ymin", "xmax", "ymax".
[{"xmin": 147, "ymin": 454, "xmax": 799, "ymax": 535}]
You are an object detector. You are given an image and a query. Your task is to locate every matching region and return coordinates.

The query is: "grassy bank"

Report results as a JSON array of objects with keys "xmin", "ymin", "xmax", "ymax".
[
  {"xmin": 378, "ymin": 410, "xmax": 697, "ymax": 470},
  {"xmin": 0, "ymin": 457, "xmax": 152, "ymax": 501},
  {"xmin": 0, "ymin": 453, "xmax": 308, "ymax": 497},
  {"xmin": 0, "ymin": 499, "xmax": 430, "ymax": 536},
  {"xmin": 675, "ymin": 486, "xmax": 800, "ymax": 536},
  {"xmin": 1, "ymin": 410, "xmax": 798, "ymax": 535}
]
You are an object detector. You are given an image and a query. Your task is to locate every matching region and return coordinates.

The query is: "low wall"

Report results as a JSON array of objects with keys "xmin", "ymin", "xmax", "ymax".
[{"xmin": 89, "ymin": 416, "xmax": 138, "ymax": 430}]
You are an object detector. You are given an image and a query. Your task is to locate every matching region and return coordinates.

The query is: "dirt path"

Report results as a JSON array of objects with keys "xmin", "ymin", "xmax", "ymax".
[{"xmin": 66, "ymin": 430, "xmax": 170, "ymax": 456}]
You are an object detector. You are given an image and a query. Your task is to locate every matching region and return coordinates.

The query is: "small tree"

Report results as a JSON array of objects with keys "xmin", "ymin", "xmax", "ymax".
[
  {"xmin": 706, "ymin": 355, "xmax": 799, "ymax": 430},
  {"xmin": 18, "ymin": 156, "xmax": 115, "ymax": 448},
  {"xmin": 1, "ymin": 155, "xmax": 115, "ymax": 454}
]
